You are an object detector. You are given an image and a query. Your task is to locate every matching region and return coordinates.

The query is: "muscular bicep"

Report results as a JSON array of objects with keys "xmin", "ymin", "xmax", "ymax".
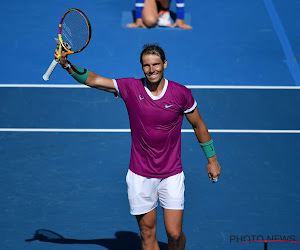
[{"xmin": 85, "ymin": 71, "xmax": 117, "ymax": 94}]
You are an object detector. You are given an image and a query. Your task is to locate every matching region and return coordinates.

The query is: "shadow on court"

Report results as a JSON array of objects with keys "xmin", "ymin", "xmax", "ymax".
[{"xmin": 26, "ymin": 229, "xmax": 168, "ymax": 249}]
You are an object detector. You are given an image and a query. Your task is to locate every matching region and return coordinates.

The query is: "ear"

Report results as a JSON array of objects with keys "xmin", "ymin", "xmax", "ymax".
[{"xmin": 163, "ymin": 59, "xmax": 168, "ymax": 69}]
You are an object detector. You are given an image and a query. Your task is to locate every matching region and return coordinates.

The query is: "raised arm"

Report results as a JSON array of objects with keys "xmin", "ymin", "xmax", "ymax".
[{"xmin": 55, "ymin": 50, "xmax": 117, "ymax": 95}]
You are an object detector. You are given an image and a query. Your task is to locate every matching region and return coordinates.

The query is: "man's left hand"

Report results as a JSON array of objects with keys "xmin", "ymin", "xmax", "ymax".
[{"xmin": 207, "ymin": 156, "xmax": 221, "ymax": 183}]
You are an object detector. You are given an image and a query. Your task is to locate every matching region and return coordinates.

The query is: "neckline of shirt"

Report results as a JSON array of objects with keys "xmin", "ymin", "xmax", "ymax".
[{"xmin": 143, "ymin": 78, "xmax": 168, "ymax": 100}]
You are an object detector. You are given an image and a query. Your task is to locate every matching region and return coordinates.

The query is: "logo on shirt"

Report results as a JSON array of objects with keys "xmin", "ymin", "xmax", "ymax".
[
  {"xmin": 165, "ymin": 104, "xmax": 173, "ymax": 108},
  {"xmin": 139, "ymin": 95, "xmax": 144, "ymax": 100}
]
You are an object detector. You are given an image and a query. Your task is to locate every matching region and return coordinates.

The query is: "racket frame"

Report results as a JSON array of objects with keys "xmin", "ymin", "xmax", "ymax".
[
  {"xmin": 58, "ymin": 8, "xmax": 92, "ymax": 56},
  {"xmin": 43, "ymin": 8, "xmax": 91, "ymax": 81}
]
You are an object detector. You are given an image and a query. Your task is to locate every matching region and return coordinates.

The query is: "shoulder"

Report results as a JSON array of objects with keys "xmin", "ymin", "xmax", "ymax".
[
  {"xmin": 167, "ymin": 80, "xmax": 196, "ymax": 111},
  {"xmin": 114, "ymin": 78, "xmax": 143, "ymax": 99},
  {"xmin": 114, "ymin": 77, "xmax": 143, "ymax": 89},
  {"xmin": 115, "ymin": 77, "xmax": 141, "ymax": 84},
  {"xmin": 168, "ymin": 80, "xmax": 192, "ymax": 95}
]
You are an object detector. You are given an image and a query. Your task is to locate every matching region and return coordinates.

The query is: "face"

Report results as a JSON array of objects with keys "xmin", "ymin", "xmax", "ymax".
[{"xmin": 141, "ymin": 54, "xmax": 167, "ymax": 85}]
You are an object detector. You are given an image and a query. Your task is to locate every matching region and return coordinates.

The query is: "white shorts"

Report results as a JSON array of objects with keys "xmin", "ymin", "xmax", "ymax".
[{"xmin": 126, "ymin": 169, "xmax": 185, "ymax": 215}]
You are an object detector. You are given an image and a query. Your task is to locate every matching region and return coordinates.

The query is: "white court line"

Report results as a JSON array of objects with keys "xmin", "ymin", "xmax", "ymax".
[
  {"xmin": 1, "ymin": 85, "xmax": 299, "ymax": 134},
  {"xmin": 0, "ymin": 128, "xmax": 300, "ymax": 133},
  {"xmin": 1, "ymin": 84, "xmax": 300, "ymax": 89},
  {"xmin": 185, "ymin": 85, "xmax": 300, "ymax": 90},
  {"xmin": 0, "ymin": 128, "xmax": 129, "ymax": 133},
  {"xmin": 0, "ymin": 84, "xmax": 89, "ymax": 88}
]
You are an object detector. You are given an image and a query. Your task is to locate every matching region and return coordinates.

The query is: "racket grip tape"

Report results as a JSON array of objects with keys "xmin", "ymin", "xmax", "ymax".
[{"xmin": 43, "ymin": 59, "xmax": 59, "ymax": 81}]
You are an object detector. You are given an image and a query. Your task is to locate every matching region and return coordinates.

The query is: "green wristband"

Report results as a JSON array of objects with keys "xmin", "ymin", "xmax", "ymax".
[
  {"xmin": 200, "ymin": 139, "xmax": 216, "ymax": 158},
  {"xmin": 71, "ymin": 66, "xmax": 89, "ymax": 83}
]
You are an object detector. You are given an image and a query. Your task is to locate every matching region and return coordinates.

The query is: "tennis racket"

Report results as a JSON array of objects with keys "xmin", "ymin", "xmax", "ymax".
[{"xmin": 43, "ymin": 8, "xmax": 92, "ymax": 81}]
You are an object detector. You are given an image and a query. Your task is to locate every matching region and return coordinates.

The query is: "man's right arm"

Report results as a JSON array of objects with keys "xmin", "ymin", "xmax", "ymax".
[
  {"xmin": 68, "ymin": 66, "xmax": 117, "ymax": 94},
  {"xmin": 56, "ymin": 50, "xmax": 117, "ymax": 95}
]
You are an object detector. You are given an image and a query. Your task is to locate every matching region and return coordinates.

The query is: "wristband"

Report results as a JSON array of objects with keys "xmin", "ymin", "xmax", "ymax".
[
  {"xmin": 71, "ymin": 66, "xmax": 89, "ymax": 83},
  {"xmin": 176, "ymin": 0, "xmax": 185, "ymax": 19},
  {"xmin": 135, "ymin": 0, "xmax": 144, "ymax": 19},
  {"xmin": 200, "ymin": 139, "xmax": 216, "ymax": 159}
]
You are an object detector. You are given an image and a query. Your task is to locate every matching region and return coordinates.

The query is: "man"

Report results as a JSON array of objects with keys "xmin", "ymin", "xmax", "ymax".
[
  {"xmin": 55, "ymin": 44, "xmax": 221, "ymax": 250},
  {"xmin": 127, "ymin": 0, "xmax": 192, "ymax": 30}
]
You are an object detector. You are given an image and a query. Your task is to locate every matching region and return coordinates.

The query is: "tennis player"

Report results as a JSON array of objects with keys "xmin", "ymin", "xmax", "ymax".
[
  {"xmin": 55, "ymin": 44, "xmax": 220, "ymax": 250},
  {"xmin": 127, "ymin": 0, "xmax": 192, "ymax": 30}
]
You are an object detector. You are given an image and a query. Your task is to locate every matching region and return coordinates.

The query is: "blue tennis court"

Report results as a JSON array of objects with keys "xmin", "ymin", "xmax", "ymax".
[{"xmin": 1, "ymin": 0, "xmax": 300, "ymax": 249}]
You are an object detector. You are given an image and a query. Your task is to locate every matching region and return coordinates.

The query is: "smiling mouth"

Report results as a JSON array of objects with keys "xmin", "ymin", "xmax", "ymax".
[{"xmin": 148, "ymin": 73, "xmax": 158, "ymax": 79}]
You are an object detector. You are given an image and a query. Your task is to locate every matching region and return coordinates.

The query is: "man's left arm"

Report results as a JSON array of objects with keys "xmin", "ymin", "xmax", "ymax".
[{"xmin": 185, "ymin": 107, "xmax": 221, "ymax": 182}]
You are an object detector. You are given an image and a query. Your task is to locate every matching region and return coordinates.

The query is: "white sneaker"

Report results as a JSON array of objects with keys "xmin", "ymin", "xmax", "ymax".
[{"xmin": 157, "ymin": 11, "xmax": 172, "ymax": 27}]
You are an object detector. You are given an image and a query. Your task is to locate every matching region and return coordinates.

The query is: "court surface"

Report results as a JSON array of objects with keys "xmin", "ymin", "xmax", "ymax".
[{"xmin": 1, "ymin": 0, "xmax": 300, "ymax": 249}]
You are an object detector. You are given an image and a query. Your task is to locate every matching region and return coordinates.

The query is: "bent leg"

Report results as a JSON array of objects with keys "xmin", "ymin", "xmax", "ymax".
[
  {"xmin": 136, "ymin": 208, "xmax": 160, "ymax": 250},
  {"xmin": 142, "ymin": 0, "xmax": 172, "ymax": 27},
  {"xmin": 142, "ymin": 0, "xmax": 159, "ymax": 27},
  {"xmin": 163, "ymin": 209, "xmax": 186, "ymax": 250}
]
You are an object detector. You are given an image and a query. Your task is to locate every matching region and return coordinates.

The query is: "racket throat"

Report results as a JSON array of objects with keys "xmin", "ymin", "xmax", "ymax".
[{"xmin": 55, "ymin": 38, "xmax": 72, "ymax": 59}]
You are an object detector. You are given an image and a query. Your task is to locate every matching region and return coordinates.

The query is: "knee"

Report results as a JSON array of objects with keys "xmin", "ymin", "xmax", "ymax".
[
  {"xmin": 167, "ymin": 230, "xmax": 185, "ymax": 243},
  {"xmin": 167, "ymin": 231, "xmax": 186, "ymax": 249},
  {"xmin": 142, "ymin": 16, "xmax": 158, "ymax": 28},
  {"xmin": 140, "ymin": 224, "xmax": 157, "ymax": 242}
]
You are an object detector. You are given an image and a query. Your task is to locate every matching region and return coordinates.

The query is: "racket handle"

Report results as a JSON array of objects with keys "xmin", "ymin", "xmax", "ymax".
[{"xmin": 43, "ymin": 59, "xmax": 59, "ymax": 81}]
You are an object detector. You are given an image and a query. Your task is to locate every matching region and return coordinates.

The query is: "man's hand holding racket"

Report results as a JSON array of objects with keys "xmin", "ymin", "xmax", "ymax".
[{"xmin": 55, "ymin": 49, "xmax": 69, "ymax": 70}]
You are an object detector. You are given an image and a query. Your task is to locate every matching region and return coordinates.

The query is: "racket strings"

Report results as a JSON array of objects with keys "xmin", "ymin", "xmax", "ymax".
[{"xmin": 61, "ymin": 11, "xmax": 90, "ymax": 52}]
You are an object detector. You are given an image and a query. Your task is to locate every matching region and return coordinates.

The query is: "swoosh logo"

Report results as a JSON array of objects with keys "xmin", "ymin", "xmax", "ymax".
[
  {"xmin": 139, "ymin": 95, "xmax": 144, "ymax": 100},
  {"xmin": 165, "ymin": 105, "xmax": 173, "ymax": 108}
]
